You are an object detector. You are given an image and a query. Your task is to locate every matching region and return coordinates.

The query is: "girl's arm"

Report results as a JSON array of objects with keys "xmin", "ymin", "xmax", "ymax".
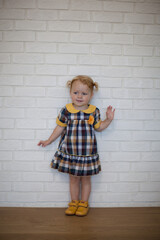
[
  {"xmin": 96, "ymin": 105, "xmax": 115, "ymax": 132},
  {"xmin": 37, "ymin": 125, "xmax": 65, "ymax": 147}
]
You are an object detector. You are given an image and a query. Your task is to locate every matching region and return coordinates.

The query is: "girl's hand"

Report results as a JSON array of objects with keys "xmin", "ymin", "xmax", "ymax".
[
  {"xmin": 37, "ymin": 140, "xmax": 50, "ymax": 147},
  {"xmin": 106, "ymin": 105, "xmax": 115, "ymax": 122}
]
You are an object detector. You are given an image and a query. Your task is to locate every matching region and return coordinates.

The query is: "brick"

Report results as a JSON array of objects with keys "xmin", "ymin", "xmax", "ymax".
[
  {"xmin": 133, "ymin": 131, "xmax": 160, "ymax": 141},
  {"xmin": 26, "ymin": 108, "xmax": 57, "ymax": 119},
  {"xmin": 0, "ymin": 140, "xmax": 22, "ymax": 150},
  {"xmin": 27, "ymin": 9, "xmax": 58, "ymax": 20},
  {"xmin": 133, "ymin": 100, "xmax": 160, "ymax": 109},
  {"xmin": 101, "ymin": 67, "xmax": 132, "ymax": 77},
  {"xmin": 13, "ymin": 182, "xmax": 43, "ymax": 192},
  {"xmin": 112, "ymin": 89, "xmax": 142, "ymax": 99},
  {"xmin": 103, "ymin": 99, "xmax": 132, "ymax": 109},
  {"xmin": 0, "ymin": 75, "xmax": 23, "ymax": 86},
  {"xmin": 133, "ymin": 68, "xmax": 160, "ymax": 78},
  {"xmin": 0, "ymin": 182, "xmax": 12, "ymax": 191},
  {"xmin": 25, "ymin": 76, "xmax": 56, "ymax": 86},
  {"xmin": 4, "ymin": 97, "xmax": 36, "ymax": 108},
  {"xmin": 92, "ymin": 12, "xmax": 123, "ymax": 22},
  {"xmin": 15, "ymin": 20, "xmax": 46, "ymax": 30},
  {"xmin": 4, "ymin": 31, "xmax": 35, "ymax": 41},
  {"xmin": 97, "ymin": 78, "xmax": 122, "ymax": 88},
  {"xmin": 5, "ymin": 0, "xmax": 36, "ymax": 8},
  {"xmin": 38, "ymin": 192, "xmax": 68, "ymax": 202},
  {"xmin": 69, "ymin": 66, "xmax": 100, "ymax": 76},
  {"xmin": 13, "ymin": 53, "xmax": 43, "ymax": 64},
  {"xmin": 92, "ymin": 44, "xmax": 122, "ymax": 55},
  {"xmin": 0, "ymin": 54, "xmax": 10, "ymax": 63},
  {"xmin": 0, "ymin": 86, "xmax": 13, "ymax": 96},
  {"xmin": 71, "ymin": 0, "xmax": 102, "ymax": 11},
  {"xmin": 71, "ymin": 33, "xmax": 101, "ymax": 43},
  {"xmin": 0, "ymin": 151, "xmax": 12, "ymax": 161},
  {"xmin": 151, "ymin": 142, "xmax": 160, "ymax": 151},
  {"xmin": 103, "ymin": 34, "xmax": 133, "ymax": 45},
  {"xmin": 0, "ymin": 20, "xmax": 13, "ymax": 30},
  {"xmin": 45, "ymin": 54, "xmax": 77, "ymax": 64},
  {"xmin": 37, "ymin": 32, "xmax": 69, "ymax": 42},
  {"xmin": 102, "ymin": 130, "xmax": 132, "ymax": 141},
  {"xmin": 143, "ymin": 89, "xmax": 160, "ymax": 99},
  {"xmin": 38, "ymin": 0, "xmax": 69, "ymax": 10},
  {"xmin": 0, "ymin": 42, "xmax": 23, "ymax": 52},
  {"xmin": 0, "ymin": 119, "xmax": 14, "ymax": 128},
  {"xmin": 117, "ymin": 110, "xmax": 154, "ymax": 120},
  {"xmin": 140, "ymin": 182, "xmax": 160, "ymax": 192},
  {"xmin": 14, "ymin": 151, "xmax": 45, "ymax": 161},
  {"xmin": 26, "ymin": 42, "xmax": 56, "ymax": 53},
  {"xmin": 60, "ymin": 10, "xmax": 90, "ymax": 21},
  {"xmin": 7, "ymin": 192, "xmax": 37, "ymax": 203},
  {"xmin": 46, "ymin": 87, "xmax": 69, "ymax": 98},
  {"xmin": 3, "ymin": 161, "xmax": 34, "ymax": 171},
  {"xmin": 59, "ymin": 44, "xmax": 89, "ymax": 54},
  {"xmin": 111, "ymin": 152, "xmax": 140, "ymax": 162},
  {"xmin": 0, "ymin": 108, "xmax": 24, "ymax": 118},
  {"xmin": 120, "ymin": 173, "xmax": 148, "ymax": 182},
  {"xmin": 36, "ymin": 65, "xmax": 67, "ymax": 75},
  {"xmin": 124, "ymin": 13, "xmax": 154, "ymax": 24},
  {"xmin": 79, "ymin": 55, "xmax": 109, "ymax": 65},
  {"xmin": 48, "ymin": 21, "xmax": 79, "ymax": 32},
  {"xmin": 141, "ymin": 152, "xmax": 160, "ymax": 162},
  {"xmin": 22, "ymin": 172, "xmax": 53, "ymax": 182},
  {"xmin": 15, "ymin": 87, "xmax": 45, "ymax": 97},
  {"xmin": 2, "ymin": 64, "xmax": 34, "ymax": 75},
  {"xmin": 113, "ymin": 23, "xmax": 143, "ymax": 34},
  {"xmin": 123, "ymin": 78, "xmax": 153, "ymax": 88},
  {"xmin": 121, "ymin": 142, "xmax": 150, "ymax": 152},
  {"xmin": 135, "ymin": 3, "xmax": 160, "ymax": 14},
  {"xmin": 135, "ymin": 35, "xmax": 160, "ymax": 46},
  {"xmin": 115, "ymin": 120, "xmax": 143, "ymax": 130},
  {"xmin": 132, "ymin": 162, "xmax": 160, "ymax": 172},
  {"xmin": 104, "ymin": 1, "xmax": 133, "ymax": 12},
  {"xmin": 0, "ymin": 9, "xmax": 25, "ymax": 19},
  {"xmin": 112, "ymin": 56, "xmax": 142, "ymax": 66},
  {"xmin": 108, "ymin": 183, "xmax": 138, "ymax": 193},
  {"xmin": 151, "ymin": 173, "xmax": 160, "ymax": 182},
  {"xmin": 16, "ymin": 119, "xmax": 46, "ymax": 129},
  {"xmin": 143, "ymin": 57, "xmax": 160, "ymax": 67},
  {"xmin": 4, "ymin": 129, "xmax": 34, "ymax": 140},
  {"xmin": 124, "ymin": 46, "xmax": 153, "ymax": 56},
  {"xmin": 0, "ymin": 172, "xmax": 21, "ymax": 182}
]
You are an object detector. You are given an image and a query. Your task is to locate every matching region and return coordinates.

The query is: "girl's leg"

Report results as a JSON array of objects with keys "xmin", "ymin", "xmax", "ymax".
[
  {"xmin": 81, "ymin": 176, "xmax": 91, "ymax": 202},
  {"xmin": 69, "ymin": 175, "xmax": 81, "ymax": 200}
]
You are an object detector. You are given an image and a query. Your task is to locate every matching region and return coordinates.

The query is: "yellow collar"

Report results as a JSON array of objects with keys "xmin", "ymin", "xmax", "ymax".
[{"xmin": 66, "ymin": 103, "xmax": 96, "ymax": 114}]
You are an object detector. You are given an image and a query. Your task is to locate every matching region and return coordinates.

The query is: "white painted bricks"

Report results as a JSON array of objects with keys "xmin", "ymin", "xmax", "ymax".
[{"xmin": 0, "ymin": 0, "xmax": 160, "ymax": 208}]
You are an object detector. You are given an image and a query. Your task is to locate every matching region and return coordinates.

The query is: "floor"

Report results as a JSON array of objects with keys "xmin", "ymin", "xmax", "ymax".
[{"xmin": 0, "ymin": 207, "xmax": 160, "ymax": 240}]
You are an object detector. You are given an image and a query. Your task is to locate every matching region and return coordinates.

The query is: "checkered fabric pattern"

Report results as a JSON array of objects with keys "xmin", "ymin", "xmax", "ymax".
[{"xmin": 51, "ymin": 105, "xmax": 101, "ymax": 176}]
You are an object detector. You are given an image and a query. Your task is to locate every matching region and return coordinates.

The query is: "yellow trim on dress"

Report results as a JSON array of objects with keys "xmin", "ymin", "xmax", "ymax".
[
  {"xmin": 56, "ymin": 117, "xmax": 67, "ymax": 127},
  {"xmin": 94, "ymin": 120, "xmax": 101, "ymax": 129},
  {"xmin": 66, "ymin": 103, "xmax": 96, "ymax": 114},
  {"xmin": 57, "ymin": 149, "xmax": 99, "ymax": 157}
]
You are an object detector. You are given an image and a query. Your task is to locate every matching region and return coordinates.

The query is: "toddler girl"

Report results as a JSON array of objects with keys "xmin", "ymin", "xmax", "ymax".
[{"xmin": 38, "ymin": 75, "xmax": 115, "ymax": 216}]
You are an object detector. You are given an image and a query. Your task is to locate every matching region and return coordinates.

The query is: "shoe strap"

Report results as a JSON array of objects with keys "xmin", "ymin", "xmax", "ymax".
[
  {"xmin": 78, "ymin": 201, "xmax": 88, "ymax": 208},
  {"xmin": 68, "ymin": 200, "xmax": 79, "ymax": 207}
]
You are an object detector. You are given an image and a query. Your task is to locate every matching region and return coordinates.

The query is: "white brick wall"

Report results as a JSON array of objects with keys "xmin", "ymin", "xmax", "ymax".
[{"xmin": 0, "ymin": 0, "xmax": 160, "ymax": 207}]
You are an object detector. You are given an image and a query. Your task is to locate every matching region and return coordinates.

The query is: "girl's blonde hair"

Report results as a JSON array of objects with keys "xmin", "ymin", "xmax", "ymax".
[{"xmin": 67, "ymin": 75, "xmax": 99, "ymax": 92}]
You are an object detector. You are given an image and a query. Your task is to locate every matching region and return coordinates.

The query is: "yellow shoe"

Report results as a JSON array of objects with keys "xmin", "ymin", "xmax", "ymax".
[
  {"xmin": 76, "ymin": 200, "xmax": 89, "ymax": 217},
  {"xmin": 65, "ymin": 200, "xmax": 79, "ymax": 216}
]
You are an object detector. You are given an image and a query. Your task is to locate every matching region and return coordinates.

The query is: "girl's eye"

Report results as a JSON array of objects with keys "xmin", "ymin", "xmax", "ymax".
[
  {"xmin": 74, "ymin": 92, "xmax": 78, "ymax": 94},
  {"xmin": 82, "ymin": 93, "xmax": 87, "ymax": 95}
]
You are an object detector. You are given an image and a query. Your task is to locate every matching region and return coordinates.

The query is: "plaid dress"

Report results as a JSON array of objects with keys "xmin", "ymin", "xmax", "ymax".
[{"xmin": 51, "ymin": 103, "xmax": 101, "ymax": 176}]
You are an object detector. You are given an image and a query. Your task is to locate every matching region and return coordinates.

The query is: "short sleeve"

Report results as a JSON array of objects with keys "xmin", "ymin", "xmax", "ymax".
[
  {"xmin": 93, "ymin": 108, "xmax": 101, "ymax": 129},
  {"xmin": 56, "ymin": 107, "xmax": 68, "ymax": 127}
]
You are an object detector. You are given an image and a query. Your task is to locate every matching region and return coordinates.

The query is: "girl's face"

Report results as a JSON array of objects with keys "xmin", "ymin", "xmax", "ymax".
[{"xmin": 70, "ymin": 80, "xmax": 93, "ymax": 110}]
